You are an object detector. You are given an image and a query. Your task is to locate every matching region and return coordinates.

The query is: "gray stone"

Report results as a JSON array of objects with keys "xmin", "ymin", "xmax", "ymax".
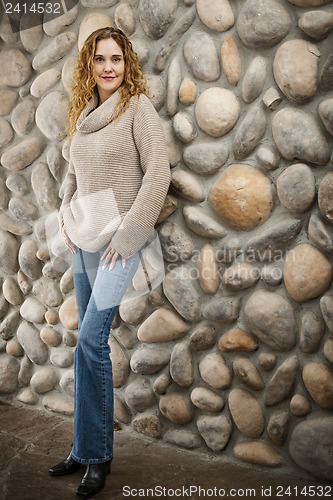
[
  {"xmin": 0, "ymin": 49, "xmax": 32, "ymax": 87},
  {"xmin": 30, "ymin": 69, "xmax": 61, "ymax": 98},
  {"xmin": 5, "ymin": 173, "xmax": 29, "ymax": 195},
  {"xmin": 259, "ymin": 352, "xmax": 277, "ymax": 372},
  {"xmin": 260, "ymin": 266, "xmax": 283, "ymax": 286},
  {"xmin": 183, "ymin": 140, "xmax": 229, "ymax": 176},
  {"xmin": 50, "ymin": 348, "xmax": 73, "ymax": 368},
  {"xmin": 273, "ymin": 40, "xmax": 319, "ymax": 103},
  {"xmin": 161, "ymin": 119, "xmax": 181, "ymax": 167},
  {"xmin": 59, "ymin": 370, "xmax": 74, "ymax": 397},
  {"xmin": 114, "ymin": 394, "xmax": 131, "ymax": 424},
  {"xmin": 17, "ymin": 270, "xmax": 32, "ymax": 296},
  {"xmin": 20, "ymin": 15, "xmax": 44, "ymax": 53},
  {"xmin": 32, "ymin": 32, "xmax": 77, "ymax": 71},
  {"xmin": 195, "ymin": 87, "xmax": 240, "ymax": 137},
  {"xmin": 40, "ymin": 327, "xmax": 62, "ymax": 347},
  {"xmin": 159, "ymin": 221, "xmax": 194, "ymax": 262},
  {"xmin": 42, "ymin": 393, "xmax": 74, "ymax": 415},
  {"xmin": 277, "ymin": 164, "xmax": 315, "ymax": 213},
  {"xmin": 190, "ymin": 322, "xmax": 216, "ymax": 350},
  {"xmin": 43, "ymin": 4, "xmax": 79, "ymax": 36},
  {"xmin": 153, "ymin": 373, "xmax": 172, "ymax": 395},
  {"xmin": 318, "ymin": 98, "xmax": 333, "ymax": 136},
  {"xmin": 132, "ymin": 415, "xmax": 163, "ymax": 438},
  {"xmin": 262, "ymin": 87, "xmax": 282, "ymax": 110},
  {"xmin": 237, "ymin": 0, "xmax": 291, "ymax": 48},
  {"xmin": 17, "ymin": 388, "xmax": 38, "ymax": 405},
  {"xmin": 17, "ymin": 321, "xmax": 48, "ymax": 365},
  {"xmin": 164, "ymin": 428, "xmax": 201, "ymax": 449},
  {"xmin": 170, "ymin": 169, "xmax": 205, "ymax": 202},
  {"xmin": 119, "ymin": 295, "xmax": 147, "ymax": 326},
  {"xmin": 298, "ymin": 10, "xmax": 333, "ymax": 40},
  {"xmin": 146, "ymin": 74, "xmax": 164, "ymax": 111},
  {"xmin": 154, "ymin": 8, "xmax": 196, "ymax": 72},
  {"xmin": 272, "ymin": 108, "xmax": 330, "ymax": 166},
  {"xmin": 108, "ymin": 335, "xmax": 129, "ymax": 388},
  {"xmin": 233, "ymin": 106, "xmax": 266, "ymax": 159},
  {"xmin": 11, "ymin": 99, "xmax": 35, "ymax": 135},
  {"xmin": 0, "ymin": 355, "xmax": 19, "ymax": 393},
  {"xmin": 233, "ymin": 356, "xmax": 264, "ymax": 390},
  {"xmin": 0, "ymin": 230, "xmax": 19, "ymax": 275},
  {"xmin": 30, "ymin": 367, "xmax": 58, "ymax": 394},
  {"xmin": 0, "ymin": 120, "xmax": 13, "ymax": 147},
  {"xmin": 31, "ymin": 163, "xmax": 60, "ymax": 211},
  {"xmin": 0, "ymin": 90, "xmax": 17, "ymax": 116},
  {"xmin": 197, "ymin": 415, "xmax": 232, "ymax": 451},
  {"xmin": 199, "ymin": 353, "xmax": 232, "ymax": 389},
  {"xmin": 18, "ymin": 355, "xmax": 33, "ymax": 386},
  {"xmin": 323, "ymin": 336, "xmax": 333, "ymax": 363},
  {"xmin": 130, "ymin": 345, "xmax": 170, "ymax": 375},
  {"xmin": 196, "ymin": 0, "xmax": 234, "ymax": 32},
  {"xmin": 222, "ymin": 263, "xmax": 260, "ymax": 291},
  {"xmin": 170, "ymin": 343, "xmax": 193, "ymax": 387},
  {"xmin": 183, "ymin": 206, "xmax": 228, "ymax": 239},
  {"xmin": 36, "ymin": 91, "xmax": 67, "ymax": 141},
  {"xmin": 2, "ymin": 277, "xmax": 22, "ymax": 305},
  {"xmin": 229, "ymin": 388, "xmax": 265, "ymax": 438},
  {"xmin": 63, "ymin": 331, "xmax": 77, "ymax": 348},
  {"xmin": 172, "ymin": 112, "xmax": 197, "ymax": 143},
  {"xmin": 289, "ymin": 415, "xmax": 333, "ymax": 481},
  {"xmin": 0, "ymin": 311, "xmax": 20, "ymax": 340},
  {"xmin": 244, "ymin": 218, "xmax": 303, "ymax": 262},
  {"xmin": 244, "ymin": 290, "xmax": 296, "ymax": 351},
  {"xmin": 256, "ymin": 146, "xmax": 279, "ymax": 171},
  {"xmin": 319, "ymin": 172, "xmax": 333, "ymax": 223},
  {"xmin": 267, "ymin": 411, "xmax": 289, "ymax": 446},
  {"xmin": 125, "ymin": 377, "xmax": 155, "ymax": 412},
  {"xmin": 203, "ymin": 296, "xmax": 241, "ymax": 322},
  {"xmin": 320, "ymin": 51, "xmax": 333, "ymax": 91},
  {"xmin": 265, "ymin": 356, "xmax": 299, "ymax": 406},
  {"xmin": 300, "ymin": 310, "xmax": 325, "ymax": 353},
  {"xmin": 191, "ymin": 387, "xmax": 224, "ymax": 412},
  {"xmin": 112, "ymin": 325, "xmax": 137, "ymax": 350},
  {"xmin": 1, "ymin": 137, "xmax": 44, "ymax": 171},
  {"xmin": 131, "ymin": 37, "xmax": 150, "ymax": 67},
  {"xmin": 62, "ymin": 55, "xmax": 76, "ymax": 94},
  {"xmin": 115, "ymin": 3, "xmax": 136, "ymax": 35},
  {"xmin": 163, "ymin": 266, "xmax": 202, "ymax": 322},
  {"xmin": 241, "ymin": 57, "xmax": 266, "ymax": 103},
  {"xmin": 47, "ymin": 145, "xmax": 64, "ymax": 181},
  {"xmin": 139, "ymin": 0, "xmax": 177, "ymax": 39},
  {"xmin": 0, "ymin": 294, "xmax": 9, "ymax": 321},
  {"xmin": 184, "ymin": 31, "xmax": 220, "ymax": 82},
  {"xmin": 159, "ymin": 393, "xmax": 194, "ymax": 424},
  {"xmin": 20, "ymin": 297, "xmax": 46, "ymax": 323},
  {"xmin": 166, "ymin": 58, "xmax": 182, "ymax": 117},
  {"xmin": 0, "ymin": 213, "xmax": 32, "ymax": 236},
  {"xmin": 19, "ymin": 239, "xmax": 42, "ymax": 280},
  {"xmin": 9, "ymin": 197, "xmax": 38, "ymax": 221}
]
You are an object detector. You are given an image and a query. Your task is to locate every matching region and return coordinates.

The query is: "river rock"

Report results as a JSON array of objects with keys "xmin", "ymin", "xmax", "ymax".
[
  {"xmin": 303, "ymin": 362, "xmax": 333, "ymax": 408},
  {"xmin": 59, "ymin": 267, "xmax": 74, "ymax": 294},
  {"xmin": 125, "ymin": 377, "xmax": 155, "ymax": 412},
  {"xmin": 233, "ymin": 106, "xmax": 266, "ymax": 159},
  {"xmin": 0, "ymin": 213, "xmax": 32, "ymax": 236},
  {"xmin": 170, "ymin": 343, "xmax": 193, "ymax": 387},
  {"xmin": 146, "ymin": 74, "xmax": 164, "ymax": 110},
  {"xmin": 19, "ymin": 239, "xmax": 41, "ymax": 280},
  {"xmin": 1, "ymin": 137, "xmax": 44, "ymax": 171},
  {"xmin": 6, "ymin": 173, "xmax": 29, "ymax": 195},
  {"xmin": 139, "ymin": 0, "xmax": 177, "ymax": 39},
  {"xmin": 223, "ymin": 262, "xmax": 260, "ymax": 291},
  {"xmin": 59, "ymin": 295, "xmax": 78, "ymax": 330},
  {"xmin": 0, "ymin": 120, "xmax": 13, "ymax": 147},
  {"xmin": 40, "ymin": 327, "xmax": 62, "ymax": 347},
  {"xmin": 159, "ymin": 221, "xmax": 194, "ymax": 262},
  {"xmin": 256, "ymin": 146, "xmax": 279, "ymax": 171},
  {"xmin": 166, "ymin": 58, "xmax": 181, "ymax": 117},
  {"xmin": 11, "ymin": 98, "xmax": 35, "ymax": 136},
  {"xmin": 191, "ymin": 387, "xmax": 224, "ymax": 412},
  {"xmin": 36, "ymin": 91, "xmax": 67, "ymax": 141},
  {"xmin": 277, "ymin": 164, "xmax": 315, "ymax": 213},
  {"xmin": 43, "ymin": 4, "xmax": 79, "ymax": 36},
  {"xmin": 190, "ymin": 322, "xmax": 216, "ymax": 350},
  {"xmin": 17, "ymin": 270, "xmax": 31, "ymax": 296},
  {"xmin": 273, "ymin": 40, "xmax": 319, "ymax": 103},
  {"xmin": 108, "ymin": 335, "xmax": 129, "ymax": 387},
  {"xmin": 137, "ymin": 308, "xmax": 189, "ymax": 342},
  {"xmin": 159, "ymin": 393, "xmax": 194, "ymax": 424},
  {"xmin": 229, "ymin": 388, "xmax": 265, "ymax": 438},
  {"xmin": 0, "ymin": 230, "xmax": 18, "ymax": 276},
  {"xmin": 284, "ymin": 244, "xmax": 332, "ymax": 302},
  {"xmin": 32, "ymin": 32, "xmax": 77, "ymax": 71},
  {"xmin": 183, "ymin": 140, "xmax": 229, "ymax": 176},
  {"xmin": 131, "ymin": 37, "xmax": 150, "ymax": 67},
  {"xmin": 0, "ymin": 90, "xmax": 17, "ymax": 116},
  {"xmin": 6, "ymin": 338, "xmax": 24, "ymax": 357},
  {"xmin": 244, "ymin": 218, "xmax": 302, "ymax": 262},
  {"xmin": 318, "ymin": 98, "xmax": 333, "ymax": 136},
  {"xmin": 50, "ymin": 348, "xmax": 73, "ymax": 368},
  {"xmin": 63, "ymin": 331, "xmax": 77, "ymax": 348},
  {"xmin": 260, "ymin": 266, "xmax": 283, "ymax": 286},
  {"xmin": 272, "ymin": 108, "xmax": 330, "ymax": 166},
  {"xmin": 43, "ymin": 393, "xmax": 74, "ymax": 415},
  {"xmin": 164, "ymin": 428, "xmax": 201, "ymax": 449},
  {"xmin": 244, "ymin": 290, "xmax": 296, "ymax": 351},
  {"xmin": 114, "ymin": 394, "xmax": 131, "ymax": 424},
  {"xmin": 17, "ymin": 388, "xmax": 38, "ymax": 405},
  {"xmin": 59, "ymin": 370, "xmax": 74, "ymax": 397},
  {"xmin": 30, "ymin": 69, "xmax": 61, "ymax": 98},
  {"xmin": 183, "ymin": 206, "xmax": 228, "ymax": 239},
  {"xmin": 119, "ymin": 295, "xmax": 147, "ymax": 326},
  {"xmin": 45, "ymin": 310, "xmax": 58, "ymax": 325},
  {"xmin": 114, "ymin": 3, "xmax": 135, "ymax": 35},
  {"xmin": 20, "ymin": 297, "xmax": 46, "ymax": 323},
  {"xmin": 219, "ymin": 328, "xmax": 258, "ymax": 352},
  {"xmin": 267, "ymin": 411, "xmax": 289, "ymax": 445},
  {"xmin": 172, "ymin": 112, "xmax": 197, "ymax": 143},
  {"xmin": 221, "ymin": 36, "xmax": 241, "ymax": 86},
  {"xmin": 113, "ymin": 324, "xmax": 137, "ymax": 350},
  {"xmin": 0, "ymin": 49, "xmax": 32, "ymax": 87},
  {"xmin": 197, "ymin": 415, "xmax": 232, "ymax": 451},
  {"xmin": 289, "ymin": 415, "xmax": 333, "ymax": 481},
  {"xmin": 132, "ymin": 415, "xmax": 163, "ymax": 438},
  {"xmin": 209, "ymin": 164, "xmax": 272, "ymax": 230},
  {"xmin": 30, "ymin": 367, "xmax": 57, "ymax": 394},
  {"xmin": 17, "ymin": 321, "xmax": 48, "ymax": 365},
  {"xmin": 163, "ymin": 266, "xmax": 201, "ymax": 322},
  {"xmin": 241, "ymin": 57, "xmax": 266, "ymax": 103},
  {"xmin": 18, "ymin": 355, "xmax": 33, "ymax": 386},
  {"xmin": 161, "ymin": 119, "xmax": 181, "ymax": 166},
  {"xmin": 298, "ymin": 10, "xmax": 333, "ymax": 40},
  {"xmin": 2, "ymin": 278, "xmax": 22, "ymax": 306},
  {"xmin": 195, "ymin": 88, "xmax": 240, "ymax": 137},
  {"xmin": 319, "ymin": 172, "xmax": 333, "ymax": 223},
  {"xmin": 9, "ymin": 197, "xmax": 38, "ymax": 221},
  {"xmin": 171, "ymin": 169, "xmax": 204, "ymax": 202},
  {"xmin": 179, "ymin": 78, "xmax": 197, "ymax": 105},
  {"xmin": 20, "ymin": 16, "xmax": 44, "ymax": 53},
  {"xmin": 234, "ymin": 442, "xmax": 283, "ymax": 467},
  {"xmin": 31, "ymin": 162, "xmax": 60, "ymax": 211},
  {"xmin": 197, "ymin": 244, "xmax": 219, "ymax": 295},
  {"xmin": 203, "ymin": 295, "xmax": 241, "ymax": 322},
  {"xmin": 265, "ymin": 356, "xmax": 299, "ymax": 406},
  {"xmin": 258, "ymin": 352, "xmax": 277, "ymax": 371},
  {"xmin": 130, "ymin": 345, "xmax": 170, "ymax": 375},
  {"xmin": 183, "ymin": 31, "xmax": 219, "ymax": 82},
  {"xmin": 233, "ymin": 357, "xmax": 264, "ymax": 390},
  {"xmin": 300, "ymin": 310, "xmax": 324, "ymax": 353},
  {"xmin": 323, "ymin": 336, "xmax": 333, "ymax": 363},
  {"xmin": 0, "ymin": 310, "xmax": 20, "ymax": 340},
  {"xmin": 197, "ymin": 0, "xmax": 234, "ymax": 32},
  {"xmin": 153, "ymin": 373, "xmax": 172, "ymax": 395},
  {"xmin": 199, "ymin": 353, "xmax": 232, "ymax": 389},
  {"xmin": 237, "ymin": 0, "xmax": 291, "ymax": 48},
  {"xmin": 0, "ymin": 356, "xmax": 19, "ymax": 393},
  {"xmin": 290, "ymin": 394, "xmax": 311, "ymax": 416}
]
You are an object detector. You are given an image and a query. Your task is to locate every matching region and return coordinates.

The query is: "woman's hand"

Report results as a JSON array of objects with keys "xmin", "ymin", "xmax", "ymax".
[
  {"xmin": 101, "ymin": 243, "xmax": 126, "ymax": 270},
  {"xmin": 61, "ymin": 226, "xmax": 76, "ymax": 254}
]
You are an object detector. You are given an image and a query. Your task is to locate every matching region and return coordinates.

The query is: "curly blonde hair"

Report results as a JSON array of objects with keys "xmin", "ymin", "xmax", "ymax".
[{"xmin": 66, "ymin": 27, "xmax": 147, "ymax": 137}]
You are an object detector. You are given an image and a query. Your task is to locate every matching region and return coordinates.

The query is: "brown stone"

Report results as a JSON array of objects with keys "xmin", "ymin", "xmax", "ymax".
[
  {"xmin": 303, "ymin": 362, "xmax": 333, "ymax": 409},
  {"xmin": 234, "ymin": 442, "xmax": 283, "ymax": 467},
  {"xmin": 197, "ymin": 244, "xmax": 219, "ymax": 295},
  {"xmin": 179, "ymin": 78, "xmax": 197, "ymax": 105},
  {"xmin": 221, "ymin": 36, "xmax": 241, "ymax": 85},
  {"xmin": 218, "ymin": 328, "xmax": 258, "ymax": 352},
  {"xmin": 137, "ymin": 308, "xmax": 189, "ymax": 342},
  {"xmin": 58, "ymin": 295, "xmax": 78, "ymax": 330},
  {"xmin": 159, "ymin": 394, "xmax": 194, "ymax": 425},
  {"xmin": 229, "ymin": 388, "xmax": 265, "ymax": 438}
]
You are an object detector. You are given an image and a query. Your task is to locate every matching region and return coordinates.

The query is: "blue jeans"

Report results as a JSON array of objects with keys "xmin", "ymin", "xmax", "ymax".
[{"xmin": 71, "ymin": 246, "xmax": 140, "ymax": 464}]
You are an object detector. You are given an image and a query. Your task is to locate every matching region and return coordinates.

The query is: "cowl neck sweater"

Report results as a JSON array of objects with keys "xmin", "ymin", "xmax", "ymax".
[{"xmin": 59, "ymin": 92, "xmax": 170, "ymax": 258}]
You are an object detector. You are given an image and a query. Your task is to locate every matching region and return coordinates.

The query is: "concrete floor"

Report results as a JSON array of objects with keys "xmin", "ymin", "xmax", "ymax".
[{"xmin": 0, "ymin": 399, "xmax": 330, "ymax": 500}]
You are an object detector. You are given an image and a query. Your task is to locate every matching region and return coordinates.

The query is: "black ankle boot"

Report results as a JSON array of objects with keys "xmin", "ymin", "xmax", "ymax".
[
  {"xmin": 76, "ymin": 460, "xmax": 111, "ymax": 498},
  {"xmin": 49, "ymin": 453, "xmax": 82, "ymax": 476}
]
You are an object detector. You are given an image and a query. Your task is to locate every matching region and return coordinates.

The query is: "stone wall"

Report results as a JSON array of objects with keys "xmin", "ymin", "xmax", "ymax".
[{"xmin": 0, "ymin": 0, "xmax": 333, "ymax": 482}]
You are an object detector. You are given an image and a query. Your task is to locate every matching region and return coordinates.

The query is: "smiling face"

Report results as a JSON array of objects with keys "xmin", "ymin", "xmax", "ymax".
[{"xmin": 92, "ymin": 37, "xmax": 125, "ymax": 104}]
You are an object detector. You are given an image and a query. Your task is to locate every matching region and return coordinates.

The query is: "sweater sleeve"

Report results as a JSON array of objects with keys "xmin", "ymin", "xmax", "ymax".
[
  {"xmin": 111, "ymin": 94, "xmax": 171, "ymax": 259},
  {"xmin": 59, "ymin": 160, "xmax": 77, "ymax": 229}
]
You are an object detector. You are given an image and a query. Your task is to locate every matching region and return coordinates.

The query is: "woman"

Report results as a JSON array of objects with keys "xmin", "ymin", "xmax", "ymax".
[{"xmin": 48, "ymin": 27, "xmax": 170, "ymax": 498}]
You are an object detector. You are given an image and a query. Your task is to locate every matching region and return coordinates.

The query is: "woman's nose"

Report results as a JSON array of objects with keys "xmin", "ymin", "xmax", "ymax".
[{"xmin": 104, "ymin": 60, "xmax": 113, "ymax": 72}]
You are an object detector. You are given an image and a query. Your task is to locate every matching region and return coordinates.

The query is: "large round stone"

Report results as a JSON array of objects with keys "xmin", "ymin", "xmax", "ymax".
[
  {"xmin": 0, "ymin": 49, "xmax": 32, "ymax": 87},
  {"xmin": 277, "ymin": 164, "xmax": 315, "ymax": 213},
  {"xmin": 303, "ymin": 363, "xmax": 333, "ymax": 408},
  {"xmin": 36, "ymin": 91, "xmax": 67, "ymax": 141},
  {"xmin": 289, "ymin": 415, "xmax": 333, "ymax": 481},
  {"xmin": 229, "ymin": 388, "xmax": 265, "ymax": 438},
  {"xmin": 284, "ymin": 244, "xmax": 332, "ymax": 302},
  {"xmin": 59, "ymin": 295, "xmax": 78, "ymax": 330},
  {"xmin": 137, "ymin": 308, "xmax": 189, "ymax": 342},
  {"xmin": 139, "ymin": 0, "xmax": 177, "ymax": 39},
  {"xmin": 1, "ymin": 138, "xmax": 44, "ymax": 171},
  {"xmin": 196, "ymin": 0, "xmax": 234, "ymax": 32},
  {"xmin": 159, "ymin": 393, "xmax": 194, "ymax": 424},
  {"xmin": 195, "ymin": 88, "xmax": 240, "ymax": 137},
  {"xmin": 184, "ymin": 31, "xmax": 220, "ymax": 82},
  {"xmin": 209, "ymin": 164, "xmax": 272, "ymax": 230}
]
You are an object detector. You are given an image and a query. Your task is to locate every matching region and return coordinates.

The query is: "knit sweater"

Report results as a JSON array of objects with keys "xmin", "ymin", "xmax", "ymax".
[{"xmin": 59, "ymin": 91, "xmax": 171, "ymax": 259}]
